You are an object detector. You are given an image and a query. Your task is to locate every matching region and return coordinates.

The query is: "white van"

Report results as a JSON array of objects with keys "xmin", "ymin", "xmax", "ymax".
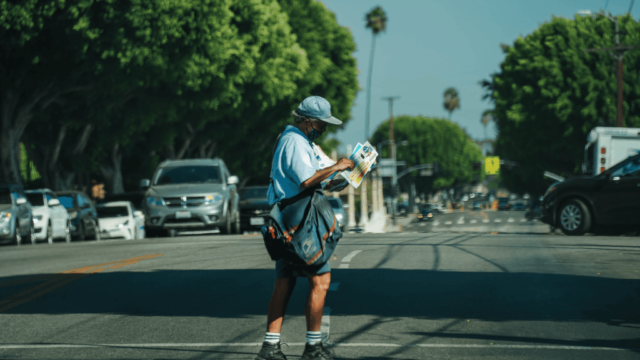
[{"xmin": 583, "ymin": 127, "xmax": 640, "ymax": 176}]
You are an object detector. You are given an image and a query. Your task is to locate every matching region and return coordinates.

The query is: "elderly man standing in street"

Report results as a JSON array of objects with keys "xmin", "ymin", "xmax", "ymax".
[{"xmin": 256, "ymin": 96, "xmax": 355, "ymax": 360}]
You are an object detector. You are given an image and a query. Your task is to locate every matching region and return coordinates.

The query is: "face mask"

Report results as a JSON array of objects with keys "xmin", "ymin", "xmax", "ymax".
[{"xmin": 308, "ymin": 128, "xmax": 324, "ymax": 142}]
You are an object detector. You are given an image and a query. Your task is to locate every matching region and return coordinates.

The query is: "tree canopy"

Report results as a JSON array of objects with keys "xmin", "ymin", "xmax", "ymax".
[
  {"xmin": 370, "ymin": 115, "xmax": 484, "ymax": 195},
  {"xmin": 482, "ymin": 14, "xmax": 640, "ymax": 195}
]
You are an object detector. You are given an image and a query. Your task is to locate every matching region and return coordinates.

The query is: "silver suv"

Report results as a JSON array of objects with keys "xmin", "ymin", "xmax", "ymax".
[{"xmin": 141, "ymin": 159, "xmax": 241, "ymax": 237}]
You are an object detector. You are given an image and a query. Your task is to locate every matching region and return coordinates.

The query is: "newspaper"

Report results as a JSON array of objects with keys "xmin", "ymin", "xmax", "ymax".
[{"xmin": 313, "ymin": 141, "xmax": 378, "ymax": 189}]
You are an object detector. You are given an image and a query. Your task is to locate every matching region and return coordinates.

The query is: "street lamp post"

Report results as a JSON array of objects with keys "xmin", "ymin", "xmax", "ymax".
[{"xmin": 578, "ymin": 10, "xmax": 640, "ymax": 127}]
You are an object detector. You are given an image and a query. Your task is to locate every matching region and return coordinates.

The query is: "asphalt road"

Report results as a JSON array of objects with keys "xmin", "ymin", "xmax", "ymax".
[
  {"xmin": 403, "ymin": 209, "xmax": 550, "ymax": 234},
  {"xmin": 0, "ymin": 231, "xmax": 639, "ymax": 359}
]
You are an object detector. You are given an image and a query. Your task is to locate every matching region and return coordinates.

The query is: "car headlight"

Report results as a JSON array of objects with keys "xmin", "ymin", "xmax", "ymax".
[
  {"xmin": 335, "ymin": 213, "xmax": 343, "ymax": 220},
  {"xmin": 0, "ymin": 212, "xmax": 11, "ymax": 224},
  {"xmin": 33, "ymin": 215, "xmax": 43, "ymax": 223},
  {"xmin": 427, "ymin": 213, "xmax": 433, "ymax": 218},
  {"xmin": 204, "ymin": 193, "xmax": 224, "ymax": 204},
  {"xmin": 146, "ymin": 196, "xmax": 165, "ymax": 206},
  {"xmin": 118, "ymin": 220, "xmax": 129, "ymax": 228},
  {"xmin": 69, "ymin": 212, "xmax": 78, "ymax": 219}
]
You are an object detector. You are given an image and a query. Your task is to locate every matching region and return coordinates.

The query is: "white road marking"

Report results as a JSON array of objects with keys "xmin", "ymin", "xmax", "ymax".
[
  {"xmin": 494, "ymin": 219, "xmax": 502, "ymax": 223},
  {"xmin": 328, "ymin": 283, "xmax": 339, "ymax": 291},
  {"xmin": 457, "ymin": 217, "xmax": 465, "ymax": 224},
  {"xmin": 0, "ymin": 343, "xmax": 632, "ymax": 351},
  {"xmin": 339, "ymin": 264, "xmax": 350, "ymax": 269},
  {"xmin": 470, "ymin": 219, "xmax": 477, "ymax": 224},
  {"xmin": 433, "ymin": 221, "xmax": 440, "ymax": 226},
  {"xmin": 420, "ymin": 223, "xmax": 426, "ymax": 227},
  {"xmin": 342, "ymin": 250, "xmax": 362, "ymax": 263},
  {"xmin": 445, "ymin": 221, "xmax": 453, "ymax": 225},
  {"xmin": 508, "ymin": 218, "xmax": 515, "ymax": 223},
  {"xmin": 321, "ymin": 307, "xmax": 331, "ymax": 342},
  {"xmin": 483, "ymin": 219, "xmax": 490, "ymax": 223},
  {"xmin": 521, "ymin": 219, "xmax": 527, "ymax": 222}
]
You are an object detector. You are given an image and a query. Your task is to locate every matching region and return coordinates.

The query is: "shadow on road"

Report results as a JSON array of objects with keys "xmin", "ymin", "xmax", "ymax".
[{"xmin": 1, "ymin": 265, "xmax": 638, "ymax": 351}]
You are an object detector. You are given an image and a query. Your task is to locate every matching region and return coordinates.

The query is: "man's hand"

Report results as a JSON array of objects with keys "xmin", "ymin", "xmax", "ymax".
[{"xmin": 333, "ymin": 158, "xmax": 355, "ymax": 172}]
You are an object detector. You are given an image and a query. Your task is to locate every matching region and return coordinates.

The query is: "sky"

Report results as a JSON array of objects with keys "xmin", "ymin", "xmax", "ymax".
[{"xmin": 319, "ymin": 0, "xmax": 640, "ymax": 153}]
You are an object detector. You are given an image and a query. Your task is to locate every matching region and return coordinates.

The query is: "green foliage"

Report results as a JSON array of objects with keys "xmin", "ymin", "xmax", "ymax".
[
  {"xmin": 482, "ymin": 14, "xmax": 640, "ymax": 195},
  {"xmin": 370, "ymin": 115, "xmax": 484, "ymax": 194},
  {"xmin": 365, "ymin": 6, "xmax": 387, "ymax": 35},
  {"xmin": 443, "ymin": 87, "xmax": 460, "ymax": 120}
]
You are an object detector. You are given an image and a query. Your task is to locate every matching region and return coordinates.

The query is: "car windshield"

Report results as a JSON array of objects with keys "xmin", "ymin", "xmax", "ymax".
[
  {"xmin": 154, "ymin": 166, "xmax": 221, "ymax": 185},
  {"xmin": 611, "ymin": 157, "xmax": 640, "ymax": 178},
  {"xmin": 240, "ymin": 187, "xmax": 269, "ymax": 200},
  {"xmin": 328, "ymin": 198, "xmax": 341, "ymax": 209},
  {"xmin": 97, "ymin": 206, "xmax": 129, "ymax": 218},
  {"xmin": 0, "ymin": 189, "xmax": 10, "ymax": 204},
  {"xmin": 58, "ymin": 195, "xmax": 75, "ymax": 209},
  {"xmin": 26, "ymin": 193, "xmax": 44, "ymax": 206}
]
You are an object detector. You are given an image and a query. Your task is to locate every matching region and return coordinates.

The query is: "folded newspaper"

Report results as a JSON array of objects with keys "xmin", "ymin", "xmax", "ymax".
[{"xmin": 313, "ymin": 141, "xmax": 378, "ymax": 189}]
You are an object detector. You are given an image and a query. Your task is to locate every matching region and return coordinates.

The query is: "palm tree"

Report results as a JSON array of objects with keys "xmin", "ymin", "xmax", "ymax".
[
  {"xmin": 443, "ymin": 87, "xmax": 460, "ymax": 120},
  {"xmin": 364, "ymin": 6, "xmax": 387, "ymax": 139},
  {"xmin": 480, "ymin": 110, "xmax": 493, "ymax": 140}
]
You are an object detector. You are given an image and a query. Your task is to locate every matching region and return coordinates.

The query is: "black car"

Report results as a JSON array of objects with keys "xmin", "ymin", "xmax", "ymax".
[
  {"xmin": 0, "ymin": 184, "xmax": 34, "ymax": 245},
  {"xmin": 239, "ymin": 186, "xmax": 271, "ymax": 231},
  {"xmin": 541, "ymin": 154, "xmax": 640, "ymax": 235},
  {"xmin": 497, "ymin": 197, "xmax": 510, "ymax": 211},
  {"xmin": 417, "ymin": 207, "xmax": 434, "ymax": 222},
  {"xmin": 55, "ymin": 191, "xmax": 101, "ymax": 241},
  {"xmin": 512, "ymin": 202, "xmax": 526, "ymax": 211}
]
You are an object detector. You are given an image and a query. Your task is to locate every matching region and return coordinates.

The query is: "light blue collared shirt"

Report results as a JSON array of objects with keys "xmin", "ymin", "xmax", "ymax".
[{"xmin": 267, "ymin": 125, "xmax": 319, "ymax": 205}]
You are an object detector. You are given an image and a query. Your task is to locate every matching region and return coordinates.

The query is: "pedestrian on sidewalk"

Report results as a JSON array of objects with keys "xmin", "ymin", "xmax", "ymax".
[{"xmin": 256, "ymin": 96, "xmax": 354, "ymax": 360}]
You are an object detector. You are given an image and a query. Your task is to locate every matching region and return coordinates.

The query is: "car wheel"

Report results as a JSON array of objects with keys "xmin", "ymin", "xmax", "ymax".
[
  {"xmin": 558, "ymin": 199, "xmax": 591, "ymax": 236},
  {"xmin": 14, "ymin": 224, "xmax": 22, "ymax": 246},
  {"xmin": 221, "ymin": 207, "xmax": 232, "ymax": 235},
  {"xmin": 232, "ymin": 212, "xmax": 241, "ymax": 234},
  {"xmin": 29, "ymin": 224, "xmax": 36, "ymax": 245},
  {"xmin": 47, "ymin": 222, "xmax": 54, "ymax": 244},
  {"xmin": 65, "ymin": 221, "xmax": 72, "ymax": 243},
  {"xmin": 77, "ymin": 223, "xmax": 86, "ymax": 241}
]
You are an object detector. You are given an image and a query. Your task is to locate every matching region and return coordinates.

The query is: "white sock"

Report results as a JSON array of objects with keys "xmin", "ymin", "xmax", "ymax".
[
  {"xmin": 306, "ymin": 331, "xmax": 322, "ymax": 345},
  {"xmin": 264, "ymin": 332, "xmax": 280, "ymax": 344}
]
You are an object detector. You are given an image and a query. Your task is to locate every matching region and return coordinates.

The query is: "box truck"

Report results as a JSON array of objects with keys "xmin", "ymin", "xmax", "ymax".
[{"xmin": 583, "ymin": 127, "xmax": 640, "ymax": 176}]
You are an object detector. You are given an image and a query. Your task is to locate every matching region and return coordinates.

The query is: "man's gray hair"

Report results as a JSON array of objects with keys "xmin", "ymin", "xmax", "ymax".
[{"xmin": 292, "ymin": 110, "xmax": 317, "ymax": 123}]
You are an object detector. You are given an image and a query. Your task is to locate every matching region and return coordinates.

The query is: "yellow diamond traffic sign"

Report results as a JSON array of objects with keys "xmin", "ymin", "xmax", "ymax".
[{"xmin": 485, "ymin": 156, "xmax": 500, "ymax": 175}]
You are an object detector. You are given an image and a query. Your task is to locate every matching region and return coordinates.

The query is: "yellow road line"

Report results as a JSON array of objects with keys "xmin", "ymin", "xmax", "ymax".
[{"xmin": 0, "ymin": 254, "xmax": 162, "ymax": 314}]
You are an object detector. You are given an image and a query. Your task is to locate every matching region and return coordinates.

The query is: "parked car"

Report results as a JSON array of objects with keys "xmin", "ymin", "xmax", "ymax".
[
  {"xmin": 55, "ymin": 191, "xmax": 101, "ymax": 241},
  {"xmin": 97, "ymin": 201, "xmax": 144, "ymax": 240},
  {"xmin": 417, "ymin": 207, "xmax": 434, "ymax": 222},
  {"xmin": 525, "ymin": 200, "xmax": 542, "ymax": 221},
  {"xmin": 512, "ymin": 202, "xmax": 526, "ymax": 211},
  {"xmin": 327, "ymin": 197, "xmax": 347, "ymax": 231},
  {"xmin": 541, "ymin": 153, "xmax": 640, "ymax": 235},
  {"xmin": 0, "ymin": 184, "xmax": 34, "ymax": 245},
  {"xmin": 100, "ymin": 191, "xmax": 145, "ymax": 210},
  {"xmin": 469, "ymin": 201, "xmax": 483, "ymax": 210},
  {"xmin": 497, "ymin": 197, "xmax": 511, "ymax": 211},
  {"xmin": 141, "ymin": 158, "xmax": 241, "ymax": 237},
  {"xmin": 239, "ymin": 186, "xmax": 271, "ymax": 231},
  {"xmin": 25, "ymin": 189, "xmax": 71, "ymax": 243}
]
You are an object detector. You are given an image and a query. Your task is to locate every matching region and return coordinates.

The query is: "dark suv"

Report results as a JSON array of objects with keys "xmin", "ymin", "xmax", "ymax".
[
  {"xmin": 55, "ymin": 191, "xmax": 101, "ymax": 241},
  {"xmin": 0, "ymin": 184, "xmax": 34, "ymax": 245},
  {"xmin": 541, "ymin": 153, "xmax": 640, "ymax": 235}
]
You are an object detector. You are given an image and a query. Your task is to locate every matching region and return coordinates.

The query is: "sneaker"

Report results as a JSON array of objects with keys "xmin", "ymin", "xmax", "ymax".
[
  {"xmin": 301, "ymin": 342, "xmax": 335, "ymax": 360},
  {"xmin": 255, "ymin": 341, "xmax": 288, "ymax": 360}
]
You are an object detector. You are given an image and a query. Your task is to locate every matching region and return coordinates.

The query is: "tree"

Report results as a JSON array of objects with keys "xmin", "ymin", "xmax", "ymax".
[
  {"xmin": 370, "ymin": 115, "xmax": 484, "ymax": 195},
  {"xmin": 480, "ymin": 110, "xmax": 493, "ymax": 140},
  {"xmin": 364, "ymin": 6, "xmax": 387, "ymax": 139},
  {"xmin": 443, "ymin": 88, "xmax": 460, "ymax": 120},
  {"xmin": 481, "ymin": 14, "xmax": 640, "ymax": 195}
]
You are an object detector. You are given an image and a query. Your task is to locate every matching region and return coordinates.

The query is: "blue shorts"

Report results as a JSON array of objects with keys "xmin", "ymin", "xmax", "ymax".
[{"xmin": 276, "ymin": 259, "xmax": 331, "ymax": 279}]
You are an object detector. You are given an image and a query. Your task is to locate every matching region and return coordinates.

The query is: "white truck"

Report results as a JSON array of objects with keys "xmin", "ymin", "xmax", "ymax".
[{"xmin": 583, "ymin": 127, "xmax": 640, "ymax": 176}]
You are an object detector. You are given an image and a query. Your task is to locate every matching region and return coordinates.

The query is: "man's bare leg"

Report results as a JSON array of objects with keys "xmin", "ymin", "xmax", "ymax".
[
  {"xmin": 267, "ymin": 277, "xmax": 297, "ymax": 332},
  {"xmin": 305, "ymin": 272, "xmax": 331, "ymax": 331}
]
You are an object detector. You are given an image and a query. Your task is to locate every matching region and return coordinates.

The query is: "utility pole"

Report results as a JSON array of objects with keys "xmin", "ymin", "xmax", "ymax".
[
  {"xmin": 382, "ymin": 96, "xmax": 400, "ymax": 225},
  {"xmin": 582, "ymin": 12, "xmax": 640, "ymax": 127}
]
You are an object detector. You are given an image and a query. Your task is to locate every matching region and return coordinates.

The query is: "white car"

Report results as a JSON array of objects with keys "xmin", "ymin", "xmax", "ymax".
[
  {"xmin": 25, "ymin": 189, "xmax": 71, "ymax": 243},
  {"xmin": 97, "ymin": 201, "xmax": 145, "ymax": 240}
]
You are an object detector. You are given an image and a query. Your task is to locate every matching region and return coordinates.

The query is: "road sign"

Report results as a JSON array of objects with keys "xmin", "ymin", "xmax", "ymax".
[
  {"xmin": 485, "ymin": 156, "xmax": 500, "ymax": 175},
  {"xmin": 419, "ymin": 170, "xmax": 432, "ymax": 176}
]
